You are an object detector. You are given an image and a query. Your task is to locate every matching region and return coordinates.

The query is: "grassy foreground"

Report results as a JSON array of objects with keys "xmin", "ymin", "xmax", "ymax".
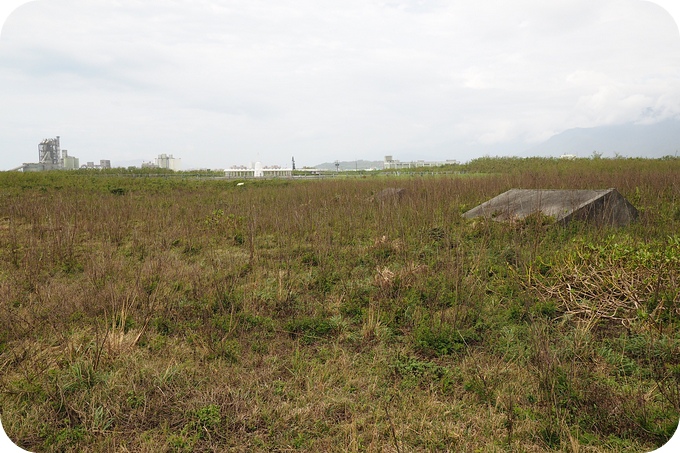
[{"xmin": 0, "ymin": 157, "xmax": 679, "ymax": 452}]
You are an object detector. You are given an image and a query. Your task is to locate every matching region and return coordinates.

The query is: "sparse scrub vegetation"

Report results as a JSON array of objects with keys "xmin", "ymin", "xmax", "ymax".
[{"xmin": 0, "ymin": 157, "xmax": 679, "ymax": 451}]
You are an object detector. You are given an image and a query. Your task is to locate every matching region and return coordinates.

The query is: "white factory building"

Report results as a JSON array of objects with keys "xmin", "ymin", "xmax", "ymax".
[{"xmin": 224, "ymin": 161, "xmax": 292, "ymax": 178}]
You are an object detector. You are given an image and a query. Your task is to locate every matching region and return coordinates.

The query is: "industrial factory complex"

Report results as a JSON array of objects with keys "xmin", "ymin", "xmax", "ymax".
[
  {"xmin": 11, "ymin": 137, "xmax": 180, "ymax": 172},
  {"xmin": 12, "ymin": 136, "xmax": 111, "ymax": 172}
]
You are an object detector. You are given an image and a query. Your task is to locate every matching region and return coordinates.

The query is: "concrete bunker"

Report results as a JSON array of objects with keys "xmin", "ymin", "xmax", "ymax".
[
  {"xmin": 370, "ymin": 187, "xmax": 407, "ymax": 203},
  {"xmin": 462, "ymin": 188, "xmax": 638, "ymax": 227}
]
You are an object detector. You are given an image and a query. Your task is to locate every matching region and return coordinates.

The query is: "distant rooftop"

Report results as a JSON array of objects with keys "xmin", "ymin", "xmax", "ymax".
[{"xmin": 383, "ymin": 155, "xmax": 458, "ymax": 169}]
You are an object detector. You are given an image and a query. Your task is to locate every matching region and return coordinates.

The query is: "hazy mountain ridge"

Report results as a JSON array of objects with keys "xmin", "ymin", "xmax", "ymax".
[
  {"xmin": 312, "ymin": 119, "xmax": 680, "ymax": 168},
  {"xmin": 524, "ymin": 118, "xmax": 680, "ymax": 158}
]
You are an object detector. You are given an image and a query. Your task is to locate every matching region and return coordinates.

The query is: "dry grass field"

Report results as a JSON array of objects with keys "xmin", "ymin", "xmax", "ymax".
[{"xmin": 0, "ymin": 157, "xmax": 679, "ymax": 452}]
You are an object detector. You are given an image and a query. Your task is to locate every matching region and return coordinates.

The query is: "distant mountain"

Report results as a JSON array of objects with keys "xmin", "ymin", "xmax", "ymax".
[
  {"xmin": 313, "ymin": 159, "xmax": 384, "ymax": 170},
  {"xmin": 524, "ymin": 118, "xmax": 680, "ymax": 158},
  {"xmin": 310, "ymin": 119, "xmax": 680, "ymax": 169}
]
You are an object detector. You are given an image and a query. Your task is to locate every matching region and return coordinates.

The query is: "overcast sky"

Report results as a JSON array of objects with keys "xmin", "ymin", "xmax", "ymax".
[{"xmin": 0, "ymin": 0, "xmax": 679, "ymax": 170}]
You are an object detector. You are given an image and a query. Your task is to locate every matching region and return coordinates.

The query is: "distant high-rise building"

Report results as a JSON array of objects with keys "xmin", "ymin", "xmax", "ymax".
[{"xmin": 155, "ymin": 154, "xmax": 181, "ymax": 171}]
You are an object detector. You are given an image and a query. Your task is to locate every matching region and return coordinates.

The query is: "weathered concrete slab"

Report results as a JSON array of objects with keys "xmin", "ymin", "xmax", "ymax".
[
  {"xmin": 371, "ymin": 187, "xmax": 407, "ymax": 202},
  {"xmin": 462, "ymin": 188, "xmax": 638, "ymax": 226}
]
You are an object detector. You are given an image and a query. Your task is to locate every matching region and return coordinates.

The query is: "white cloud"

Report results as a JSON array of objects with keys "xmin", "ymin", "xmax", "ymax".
[{"xmin": 0, "ymin": 0, "xmax": 679, "ymax": 168}]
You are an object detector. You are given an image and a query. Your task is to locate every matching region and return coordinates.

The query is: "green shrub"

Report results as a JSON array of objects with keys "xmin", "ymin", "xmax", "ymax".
[
  {"xmin": 285, "ymin": 316, "xmax": 338, "ymax": 344},
  {"xmin": 413, "ymin": 322, "xmax": 478, "ymax": 356}
]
